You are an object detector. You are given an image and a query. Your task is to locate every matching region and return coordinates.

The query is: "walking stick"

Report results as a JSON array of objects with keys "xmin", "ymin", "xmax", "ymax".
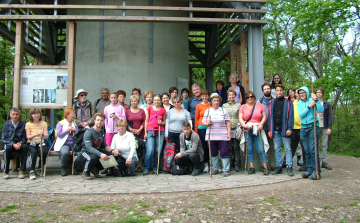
[
  {"xmin": 156, "ymin": 115, "xmax": 161, "ymax": 176},
  {"xmin": 110, "ymin": 113, "xmax": 115, "ymax": 137},
  {"xmin": 40, "ymin": 135, "xmax": 44, "ymax": 177},
  {"xmin": 207, "ymin": 116, "xmax": 213, "ymax": 178},
  {"xmin": 258, "ymin": 129, "xmax": 268, "ymax": 174},
  {"xmin": 312, "ymin": 82, "xmax": 320, "ymax": 180},
  {"xmin": 244, "ymin": 132, "xmax": 249, "ymax": 173}
]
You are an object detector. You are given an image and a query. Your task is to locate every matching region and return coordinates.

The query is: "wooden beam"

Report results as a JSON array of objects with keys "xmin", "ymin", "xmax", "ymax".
[
  {"xmin": 67, "ymin": 21, "xmax": 76, "ymax": 108},
  {"xmin": 13, "ymin": 21, "xmax": 24, "ymax": 108},
  {"xmin": 236, "ymin": 44, "xmax": 241, "ymax": 79},
  {"xmin": 22, "ymin": 65, "xmax": 68, "ymax": 69},
  {"xmin": 240, "ymin": 33, "xmax": 248, "ymax": 92},
  {"xmin": 230, "ymin": 43, "xmax": 235, "ymax": 74},
  {"xmin": 0, "ymin": 15, "xmax": 267, "ymax": 25}
]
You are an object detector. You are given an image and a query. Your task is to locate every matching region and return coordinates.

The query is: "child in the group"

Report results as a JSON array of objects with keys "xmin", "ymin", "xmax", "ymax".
[{"xmin": 104, "ymin": 92, "xmax": 126, "ymax": 146}]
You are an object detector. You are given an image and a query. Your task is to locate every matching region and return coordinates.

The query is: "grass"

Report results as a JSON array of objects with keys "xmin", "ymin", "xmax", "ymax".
[
  {"xmin": 110, "ymin": 211, "xmax": 155, "ymax": 223},
  {"xmin": 28, "ymin": 204, "xmax": 37, "ymax": 207},
  {"xmin": 228, "ymin": 194, "xmax": 234, "ymax": 198},
  {"xmin": 157, "ymin": 208, "xmax": 166, "ymax": 213},
  {"xmin": 356, "ymin": 216, "xmax": 360, "ymax": 222},
  {"xmin": 209, "ymin": 193, "xmax": 218, "ymax": 196},
  {"xmin": 46, "ymin": 212, "xmax": 58, "ymax": 220},
  {"xmin": 350, "ymin": 202, "xmax": 359, "ymax": 207},
  {"xmin": 8, "ymin": 212, "xmax": 17, "ymax": 215},
  {"xmin": 135, "ymin": 201, "xmax": 149, "ymax": 208},
  {"xmin": 0, "ymin": 205, "xmax": 17, "ymax": 212},
  {"xmin": 181, "ymin": 211, "xmax": 188, "ymax": 214},
  {"xmin": 30, "ymin": 215, "xmax": 37, "ymax": 219},
  {"xmin": 108, "ymin": 205, "xmax": 122, "ymax": 210},
  {"xmin": 203, "ymin": 205, "xmax": 213, "ymax": 210},
  {"xmin": 322, "ymin": 205, "xmax": 333, "ymax": 210},
  {"xmin": 190, "ymin": 206, "xmax": 195, "ymax": 208},
  {"xmin": 261, "ymin": 197, "xmax": 276, "ymax": 205}
]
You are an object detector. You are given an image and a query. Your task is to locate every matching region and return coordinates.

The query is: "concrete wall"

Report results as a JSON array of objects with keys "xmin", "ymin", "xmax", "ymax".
[{"xmin": 67, "ymin": 0, "xmax": 189, "ymax": 103}]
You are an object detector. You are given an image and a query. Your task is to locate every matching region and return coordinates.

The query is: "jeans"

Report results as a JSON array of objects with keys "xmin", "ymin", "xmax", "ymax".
[
  {"xmin": 274, "ymin": 131, "xmax": 292, "ymax": 167},
  {"xmin": 300, "ymin": 126, "xmax": 321, "ymax": 174},
  {"xmin": 60, "ymin": 145, "xmax": 72, "ymax": 168},
  {"xmin": 144, "ymin": 130, "xmax": 165, "ymax": 171},
  {"xmin": 244, "ymin": 131, "xmax": 268, "ymax": 163},
  {"xmin": 198, "ymin": 129, "xmax": 209, "ymax": 163}
]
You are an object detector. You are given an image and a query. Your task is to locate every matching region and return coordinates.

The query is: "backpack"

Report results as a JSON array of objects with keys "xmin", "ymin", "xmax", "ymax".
[
  {"xmin": 115, "ymin": 155, "xmax": 129, "ymax": 177},
  {"xmin": 163, "ymin": 142, "xmax": 176, "ymax": 173},
  {"xmin": 72, "ymin": 129, "xmax": 90, "ymax": 152},
  {"xmin": 45, "ymin": 128, "xmax": 56, "ymax": 149},
  {"xmin": 135, "ymin": 138, "xmax": 145, "ymax": 157},
  {"xmin": 171, "ymin": 163, "xmax": 188, "ymax": 175}
]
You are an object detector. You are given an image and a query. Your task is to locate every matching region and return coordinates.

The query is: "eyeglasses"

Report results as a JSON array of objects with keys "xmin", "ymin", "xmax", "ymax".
[
  {"xmin": 299, "ymin": 92, "xmax": 306, "ymax": 95},
  {"xmin": 79, "ymin": 94, "xmax": 86, "ymax": 97},
  {"xmin": 246, "ymin": 96, "xmax": 255, "ymax": 99}
]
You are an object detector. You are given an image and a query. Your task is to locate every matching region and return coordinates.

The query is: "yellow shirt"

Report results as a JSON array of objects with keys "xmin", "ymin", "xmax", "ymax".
[
  {"xmin": 293, "ymin": 100, "xmax": 301, "ymax": 129},
  {"xmin": 25, "ymin": 121, "xmax": 48, "ymax": 144}
]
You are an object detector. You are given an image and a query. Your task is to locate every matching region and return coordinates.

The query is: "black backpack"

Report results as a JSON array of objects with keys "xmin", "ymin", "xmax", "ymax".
[{"xmin": 72, "ymin": 129, "xmax": 90, "ymax": 152}]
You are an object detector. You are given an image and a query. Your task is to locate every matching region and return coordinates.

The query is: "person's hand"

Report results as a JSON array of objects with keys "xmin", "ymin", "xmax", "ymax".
[
  {"xmin": 327, "ymin": 128, "xmax": 332, "ymax": 135},
  {"xmin": 13, "ymin": 143, "xmax": 21, "ymax": 150},
  {"xmin": 126, "ymin": 158, "xmax": 132, "ymax": 165},
  {"xmin": 310, "ymin": 93, "xmax": 317, "ymax": 100},
  {"xmin": 286, "ymin": 130, "xmax": 292, "ymax": 137},
  {"xmin": 100, "ymin": 153, "xmax": 109, "ymax": 160},
  {"xmin": 165, "ymin": 136, "xmax": 168, "ymax": 141},
  {"xmin": 308, "ymin": 100, "xmax": 316, "ymax": 108},
  {"xmin": 227, "ymin": 134, "xmax": 231, "ymax": 140},
  {"xmin": 112, "ymin": 149, "xmax": 119, "ymax": 157},
  {"xmin": 175, "ymin": 153, "xmax": 182, "ymax": 158},
  {"xmin": 38, "ymin": 129, "xmax": 44, "ymax": 136},
  {"xmin": 158, "ymin": 119, "xmax": 162, "ymax": 125},
  {"xmin": 258, "ymin": 123, "xmax": 264, "ymax": 130},
  {"xmin": 207, "ymin": 120, "xmax": 212, "ymax": 125},
  {"xmin": 144, "ymin": 133, "xmax": 148, "ymax": 140},
  {"xmin": 268, "ymin": 132, "xmax": 273, "ymax": 138}
]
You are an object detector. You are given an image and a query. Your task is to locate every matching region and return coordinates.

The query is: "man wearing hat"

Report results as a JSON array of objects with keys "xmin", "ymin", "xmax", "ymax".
[{"xmin": 73, "ymin": 89, "xmax": 94, "ymax": 130}]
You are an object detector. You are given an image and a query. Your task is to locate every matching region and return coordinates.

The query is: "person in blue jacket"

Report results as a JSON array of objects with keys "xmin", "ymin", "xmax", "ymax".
[
  {"xmin": 268, "ymin": 84, "xmax": 294, "ymax": 176},
  {"xmin": 297, "ymin": 86, "xmax": 324, "ymax": 180}
]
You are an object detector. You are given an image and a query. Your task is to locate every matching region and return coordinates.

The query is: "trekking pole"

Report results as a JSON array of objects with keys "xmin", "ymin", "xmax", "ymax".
[
  {"xmin": 244, "ymin": 131, "xmax": 249, "ymax": 174},
  {"xmin": 258, "ymin": 129, "xmax": 268, "ymax": 174},
  {"xmin": 312, "ymin": 82, "xmax": 320, "ymax": 180},
  {"xmin": 40, "ymin": 134, "xmax": 44, "ymax": 178},
  {"xmin": 156, "ymin": 115, "xmax": 161, "ymax": 176},
  {"xmin": 207, "ymin": 116, "xmax": 213, "ymax": 178},
  {"xmin": 110, "ymin": 113, "xmax": 115, "ymax": 137}
]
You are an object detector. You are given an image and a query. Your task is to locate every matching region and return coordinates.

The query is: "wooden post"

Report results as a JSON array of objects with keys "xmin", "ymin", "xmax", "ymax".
[
  {"xmin": 240, "ymin": 33, "xmax": 248, "ymax": 92},
  {"xmin": 67, "ymin": 21, "xmax": 76, "ymax": 108},
  {"xmin": 230, "ymin": 43, "xmax": 235, "ymax": 74},
  {"xmin": 236, "ymin": 44, "xmax": 241, "ymax": 80},
  {"xmin": 13, "ymin": 21, "xmax": 25, "ymax": 108}
]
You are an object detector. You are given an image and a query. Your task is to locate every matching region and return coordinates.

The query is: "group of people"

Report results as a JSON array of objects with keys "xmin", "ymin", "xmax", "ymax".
[{"xmin": 2, "ymin": 73, "xmax": 332, "ymax": 181}]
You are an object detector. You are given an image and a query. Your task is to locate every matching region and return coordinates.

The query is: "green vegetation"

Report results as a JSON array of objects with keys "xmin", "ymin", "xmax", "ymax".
[
  {"xmin": 156, "ymin": 208, "xmax": 166, "ymax": 213},
  {"xmin": 0, "ymin": 205, "xmax": 17, "ymax": 212}
]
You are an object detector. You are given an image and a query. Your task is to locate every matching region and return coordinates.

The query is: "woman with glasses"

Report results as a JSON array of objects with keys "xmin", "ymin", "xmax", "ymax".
[
  {"xmin": 165, "ymin": 95, "xmax": 192, "ymax": 150},
  {"xmin": 239, "ymin": 91, "xmax": 269, "ymax": 175}
]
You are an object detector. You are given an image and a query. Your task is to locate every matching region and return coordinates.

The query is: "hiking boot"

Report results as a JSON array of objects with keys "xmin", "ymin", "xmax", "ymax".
[
  {"xmin": 203, "ymin": 163, "xmax": 209, "ymax": 173},
  {"xmin": 61, "ymin": 168, "xmax": 67, "ymax": 177},
  {"xmin": 91, "ymin": 167, "xmax": 104, "ymax": 178},
  {"xmin": 271, "ymin": 166, "xmax": 283, "ymax": 175},
  {"xmin": 287, "ymin": 167, "xmax": 294, "ymax": 176},
  {"xmin": 3, "ymin": 173, "xmax": 9, "ymax": 180},
  {"xmin": 299, "ymin": 166, "xmax": 307, "ymax": 171},
  {"xmin": 309, "ymin": 171, "xmax": 321, "ymax": 180},
  {"xmin": 143, "ymin": 171, "xmax": 149, "ymax": 176},
  {"xmin": 223, "ymin": 171, "xmax": 229, "ymax": 177},
  {"xmin": 83, "ymin": 171, "xmax": 93, "ymax": 180},
  {"xmin": 321, "ymin": 163, "xmax": 332, "ymax": 170},
  {"xmin": 18, "ymin": 170, "xmax": 25, "ymax": 179},
  {"xmin": 100, "ymin": 168, "xmax": 108, "ymax": 174},
  {"xmin": 301, "ymin": 172, "xmax": 312, "ymax": 179},
  {"xmin": 235, "ymin": 164, "xmax": 240, "ymax": 172},
  {"xmin": 191, "ymin": 168, "xmax": 201, "ymax": 176},
  {"xmin": 29, "ymin": 170, "xmax": 36, "ymax": 180},
  {"xmin": 263, "ymin": 168, "xmax": 269, "ymax": 176},
  {"xmin": 248, "ymin": 167, "xmax": 255, "ymax": 174}
]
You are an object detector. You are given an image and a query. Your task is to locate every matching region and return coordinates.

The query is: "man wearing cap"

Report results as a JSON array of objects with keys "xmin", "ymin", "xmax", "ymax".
[{"xmin": 73, "ymin": 89, "xmax": 94, "ymax": 130}]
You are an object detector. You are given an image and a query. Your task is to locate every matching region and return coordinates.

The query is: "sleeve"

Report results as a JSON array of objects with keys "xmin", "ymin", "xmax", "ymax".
[
  {"xmin": 93, "ymin": 99, "xmax": 98, "ymax": 113},
  {"xmin": 186, "ymin": 110, "xmax": 192, "ymax": 129},
  {"xmin": 297, "ymin": 101, "xmax": 309, "ymax": 118},
  {"xmin": 83, "ymin": 130, "xmax": 102, "ymax": 157},
  {"xmin": 222, "ymin": 108, "xmax": 230, "ymax": 121},
  {"xmin": 73, "ymin": 102, "xmax": 82, "ymax": 126},
  {"xmin": 165, "ymin": 111, "xmax": 170, "ymax": 137},
  {"xmin": 327, "ymin": 102, "xmax": 332, "ymax": 129},
  {"xmin": 194, "ymin": 104, "xmax": 200, "ymax": 132},
  {"xmin": 75, "ymin": 124, "xmax": 79, "ymax": 133},
  {"xmin": 240, "ymin": 85, "xmax": 246, "ymax": 105},
  {"xmin": 141, "ymin": 110, "xmax": 146, "ymax": 128},
  {"xmin": 87, "ymin": 103, "xmax": 95, "ymax": 126},
  {"xmin": 20, "ymin": 123, "xmax": 27, "ymax": 144},
  {"xmin": 56, "ymin": 122, "xmax": 69, "ymax": 138},
  {"xmin": 316, "ymin": 100, "xmax": 324, "ymax": 113},
  {"xmin": 104, "ymin": 106, "xmax": 109, "ymax": 130},
  {"xmin": 119, "ymin": 105, "xmax": 126, "ymax": 120},
  {"xmin": 239, "ymin": 104, "xmax": 245, "ymax": 114},
  {"xmin": 179, "ymin": 133, "xmax": 185, "ymax": 153},
  {"xmin": 181, "ymin": 133, "xmax": 201, "ymax": 157},
  {"xmin": 128, "ymin": 133, "xmax": 136, "ymax": 158},
  {"xmin": 1, "ymin": 122, "xmax": 13, "ymax": 146},
  {"xmin": 111, "ymin": 134, "xmax": 117, "ymax": 148}
]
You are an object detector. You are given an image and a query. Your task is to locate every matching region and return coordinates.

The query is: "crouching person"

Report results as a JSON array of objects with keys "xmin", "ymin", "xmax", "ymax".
[
  {"xmin": 74, "ymin": 113, "xmax": 113, "ymax": 180},
  {"xmin": 110, "ymin": 119, "xmax": 138, "ymax": 176},
  {"xmin": 2, "ymin": 108, "xmax": 28, "ymax": 179},
  {"xmin": 174, "ymin": 121, "xmax": 204, "ymax": 176}
]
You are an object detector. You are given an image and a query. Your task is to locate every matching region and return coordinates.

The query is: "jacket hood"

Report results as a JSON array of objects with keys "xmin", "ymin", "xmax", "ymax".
[{"xmin": 299, "ymin": 86, "xmax": 310, "ymax": 101}]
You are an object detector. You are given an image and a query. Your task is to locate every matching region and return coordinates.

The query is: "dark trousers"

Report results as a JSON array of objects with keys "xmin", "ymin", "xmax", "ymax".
[
  {"xmin": 3, "ymin": 144, "xmax": 28, "ymax": 173},
  {"xmin": 175, "ymin": 152, "xmax": 201, "ymax": 169},
  {"xmin": 198, "ymin": 129, "xmax": 209, "ymax": 163},
  {"xmin": 229, "ymin": 138, "xmax": 240, "ymax": 166},
  {"xmin": 74, "ymin": 152, "xmax": 106, "ymax": 173},
  {"xmin": 168, "ymin": 131, "xmax": 181, "ymax": 152},
  {"xmin": 28, "ymin": 144, "xmax": 49, "ymax": 171}
]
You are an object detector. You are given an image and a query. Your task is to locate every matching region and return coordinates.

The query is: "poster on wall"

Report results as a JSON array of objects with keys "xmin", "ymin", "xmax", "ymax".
[
  {"xmin": 20, "ymin": 68, "xmax": 68, "ymax": 107},
  {"xmin": 177, "ymin": 77, "xmax": 189, "ymax": 92}
]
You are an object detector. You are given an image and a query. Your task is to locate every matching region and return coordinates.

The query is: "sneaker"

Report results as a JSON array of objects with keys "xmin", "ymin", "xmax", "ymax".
[
  {"xmin": 263, "ymin": 168, "xmax": 269, "ymax": 175},
  {"xmin": 83, "ymin": 171, "xmax": 93, "ymax": 180},
  {"xmin": 223, "ymin": 171, "xmax": 229, "ymax": 177},
  {"xmin": 61, "ymin": 168, "xmax": 67, "ymax": 177},
  {"xmin": 18, "ymin": 170, "xmax": 25, "ymax": 179},
  {"xmin": 203, "ymin": 163, "xmax": 209, "ymax": 173},
  {"xmin": 3, "ymin": 173, "xmax": 10, "ymax": 180},
  {"xmin": 143, "ymin": 171, "xmax": 149, "ymax": 176},
  {"xmin": 91, "ymin": 167, "xmax": 104, "ymax": 178},
  {"xmin": 301, "ymin": 172, "xmax": 312, "ymax": 178},
  {"xmin": 287, "ymin": 167, "xmax": 294, "ymax": 176},
  {"xmin": 191, "ymin": 168, "xmax": 201, "ymax": 176},
  {"xmin": 321, "ymin": 163, "xmax": 332, "ymax": 170},
  {"xmin": 235, "ymin": 164, "xmax": 240, "ymax": 172},
  {"xmin": 299, "ymin": 166, "xmax": 307, "ymax": 171},
  {"xmin": 248, "ymin": 167, "xmax": 255, "ymax": 174},
  {"xmin": 271, "ymin": 166, "xmax": 282, "ymax": 175},
  {"xmin": 309, "ymin": 171, "xmax": 321, "ymax": 180},
  {"xmin": 29, "ymin": 170, "xmax": 36, "ymax": 180}
]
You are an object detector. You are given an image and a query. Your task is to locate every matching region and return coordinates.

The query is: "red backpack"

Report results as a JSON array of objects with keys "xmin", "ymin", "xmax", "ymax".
[{"xmin": 163, "ymin": 141, "xmax": 176, "ymax": 173}]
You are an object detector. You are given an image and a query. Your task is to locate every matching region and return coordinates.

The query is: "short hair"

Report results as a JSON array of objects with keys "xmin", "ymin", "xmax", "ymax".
[
  {"xmin": 28, "ymin": 108, "xmax": 42, "ymax": 122},
  {"xmin": 10, "ymin": 107, "xmax": 21, "ymax": 115},
  {"xmin": 200, "ymin": 89, "xmax": 210, "ymax": 96},
  {"xmin": 216, "ymin": 80, "xmax": 225, "ymax": 88},
  {"xmin": 181, "ymin": 88, "xmax": 189, "ymax": 95},
  {"xmin": 109, "ymin": 92, "xmax": 117, "ymax": 97},
  {"xmin": 116, "ymin": 90, "xmax": 126, "ymax": 98},
  {"xmin": 161, "ymin": 92, "xmax": 170, "ymax": 100},
  {"xmin": 94, "ymin": 112, "xmax": 105, "ymax": 120},
  {"xmin": 227, "ymin": 89, "xmax": 237, "ymax": 97},
  {"xmin": 116, "ymin": 119, "xmax": 128, "ymax": 127},
  {"xmin": 264, "ymin": 75, "xmax": 270, "ymax": 80},
  {"xmin": 101, "ymin": 87, "xmax": 109, "ymax": 92},
  {"xmin": 129, "ymin": 95, "xmax": 140, "ymax": 103},
  {"xmin": 275, "ymin": 84, "xmax": 285, "ymax": 90},
  {"xmin": 182, "ymin": 121, "xmax": 191, "ymax": 128},
  {"xmin": 143, "ymin": 90, "xmax": 154, "ymax": 100},
  {"xmin": 191, "ymin": 83, "xmax": 201, "ymax": 89},
  {"xmin": 229, "ymin": 73, "xmax": 238, "ymax": 81},
  {"xmin": 172, "ymin": 95, "xmax": 183, "ymax": 102},
  {"xmin": 261, "ymin": 83, "xmax": 271, "ymax": 91},
  {"xmin": 245, "ymin": 91, "xmax": 257, "ymax": 101},
  {"xmin": 316, "ymin": 86, "xmax": 324, "ymax": 94},
  {"xmin": 63, "ymin": 108, "xmax": 75, "ymax": 119},
  {"xmin": 132, "ymin": 88, "xmax": 142, "ymax": 95},
  {"xmin": 169, "ymin": 87, "xmax": 178, "ymax": 94}
]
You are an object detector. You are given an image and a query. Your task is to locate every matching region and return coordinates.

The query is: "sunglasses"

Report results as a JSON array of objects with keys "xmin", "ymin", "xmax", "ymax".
[
  {"xmin": 246, "ymin": 96, "xmax": 255, "ymax": 99},
  {"xmin": 79, "ymin": 94, "xmax": 86, "ymax": 97}
]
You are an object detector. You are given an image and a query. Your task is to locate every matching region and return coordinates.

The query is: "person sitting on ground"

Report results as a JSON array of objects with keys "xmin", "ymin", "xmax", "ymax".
[
  {"xmin": 168, "ymin": 86, "xmax": 178, "ymax": 106},
  {"xmin": 54, "ymin": 108, "xmax": 78, "ymax": 176},
  {"xmin": 73, "ymin": 89, "xmax": 94, "ymax": 130},
  {"xmin": 74, "ymin": 112, "xmax": 115, "ymax": 180},
  {"xmin": 174, "ymin": 121, "xmax": 204, "ymax": 176},
  {"xmin": 2, "ymin": 107, "xmax": 28, "ymax": 179},
  {"xmin": 161, "ymin": 92, "xmax": 174, "ymax": 112},
  {"xmin": 117, "ymin": 90, "xmax": 129, "ymax": 111},
  {"xmin": 93, "ymin": 87, "xmax": 110, "ymax": 113},
  {"xmin": 25, "ymin": 108, "xmax": 49, "ymax": 180},
  {"xmin": 111, "ymin": 119, "xmax": 138, "ymax": 176}
]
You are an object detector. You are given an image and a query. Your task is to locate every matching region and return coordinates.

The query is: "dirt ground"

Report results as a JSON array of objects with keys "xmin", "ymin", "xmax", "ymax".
[{"xmin": 0, "ymin": 155, "xmax": 359, "ymax": 223}]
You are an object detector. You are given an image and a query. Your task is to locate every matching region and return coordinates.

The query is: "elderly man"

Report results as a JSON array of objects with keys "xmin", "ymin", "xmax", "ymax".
[
  {"xmin": 73, "ymin": 89, "xmax": 94, "ymax": 130},
  {"xmin": 1, "ymin": 108, "xmax": 28, "ymax": 179},
  {"xmin": 94, "ymin": 87, "xmax": 110, "ymax": 113}
]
